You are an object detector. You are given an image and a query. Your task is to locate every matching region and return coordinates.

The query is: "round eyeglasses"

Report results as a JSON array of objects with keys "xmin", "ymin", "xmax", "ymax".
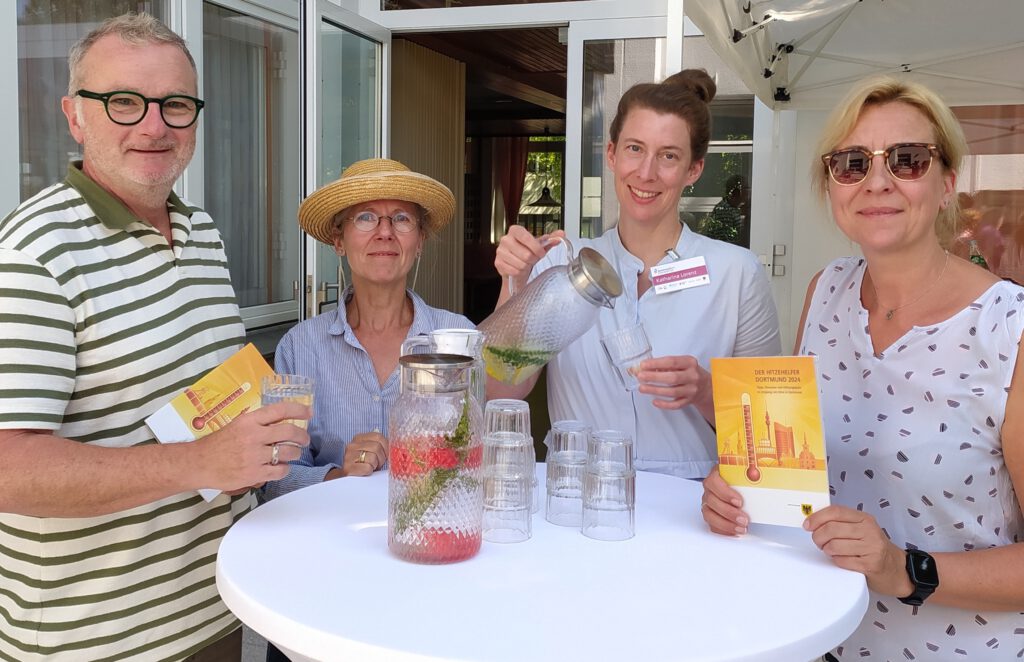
[
  {"xmin": 76, "ymin": 89, "xmax": 205, "ymax": 129},
  {"xmin": 349, "ymin": 210, "xmax": 420, "ymax": 234},
  {"xmin": 821, "ymin": 142, "xmax": 945, "ymax": 186}
]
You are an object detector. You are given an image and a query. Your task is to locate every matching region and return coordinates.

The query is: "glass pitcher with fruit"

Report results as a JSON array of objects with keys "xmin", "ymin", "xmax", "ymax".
[
  {"xmin": 388, "ymin": 353, "xmax": 484, "ymax": 564},
  {"xmin": 478, "ymin": 238, "xmax": 623, "ymax": 385}
]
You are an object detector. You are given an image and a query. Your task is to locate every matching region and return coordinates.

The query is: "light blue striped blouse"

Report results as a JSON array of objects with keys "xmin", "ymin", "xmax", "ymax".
[{"xmin": 262, "ymin": 287, "xmax": 473, "ymax": 499}]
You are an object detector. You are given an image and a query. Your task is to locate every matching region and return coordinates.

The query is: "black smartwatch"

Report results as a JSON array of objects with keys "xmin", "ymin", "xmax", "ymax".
[{"xmin": 898, "ymin": 548, "xmax": 939, "ymax": 606}]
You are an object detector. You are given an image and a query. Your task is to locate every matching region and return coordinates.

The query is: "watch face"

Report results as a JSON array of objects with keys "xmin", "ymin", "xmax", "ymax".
[{"xmin": 909, "ymin": 550, "xmax": 939, "ymax": 589}]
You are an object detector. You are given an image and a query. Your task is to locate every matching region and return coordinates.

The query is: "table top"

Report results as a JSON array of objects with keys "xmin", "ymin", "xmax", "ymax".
[{"xmin": 217, "ymin": 466, "xmax": 867, "ymax": 662}]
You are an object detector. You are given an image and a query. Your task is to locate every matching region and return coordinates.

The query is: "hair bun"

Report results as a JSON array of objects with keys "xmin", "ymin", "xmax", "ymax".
[{"xmin": 663, "ymin": 69, "xmax": 716, "ymax": 103}]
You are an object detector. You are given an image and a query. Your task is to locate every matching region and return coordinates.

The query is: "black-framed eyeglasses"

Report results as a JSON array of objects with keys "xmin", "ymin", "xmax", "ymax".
[
  {"xmin": 76, "ymin": 89, "xmax": 205, "ymax": 129},
  {"xmin": 821, "ymin": 142, "xmax": 946, "ymax": 186},
  {"xmin": 349, "ymin": 210, "xmax": 420, "ymax": 234}
]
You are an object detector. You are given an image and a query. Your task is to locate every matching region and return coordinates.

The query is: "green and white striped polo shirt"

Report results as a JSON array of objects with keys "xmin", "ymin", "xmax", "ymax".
[{"xmin": 0, "ymin": 163, "xmax": 249, "ymax": 661}]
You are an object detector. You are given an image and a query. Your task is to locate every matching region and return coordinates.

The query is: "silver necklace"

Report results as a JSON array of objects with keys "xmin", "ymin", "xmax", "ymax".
[{"xmin": 867, "ymin": 250, "xmax": 950, "ymax": 321}]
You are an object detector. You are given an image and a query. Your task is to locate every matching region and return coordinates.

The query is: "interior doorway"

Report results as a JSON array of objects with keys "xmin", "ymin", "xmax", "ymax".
[
  {"xmin": 397, "ymin": 27, "xmax": 569, "ymax": 325},
  {"xmin": 394, "ymin": 27, "xmax": 758, "ymax": 323},
  {"xmin": 393, "ymin": 27, "xmax": 568, "ymax": 447}
]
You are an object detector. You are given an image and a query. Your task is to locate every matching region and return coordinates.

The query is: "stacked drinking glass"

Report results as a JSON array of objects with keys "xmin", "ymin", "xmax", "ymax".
[
  {"xmin": 544, "ymin": 420, "xmax": 590, "ymax": 527},
  {"xmin": 482, "ymin": 399, "xmax": 535, "ymax": 543},
  {"xmin": 581, "ymin": 430, "xmax": 636, "ymax": 541}
]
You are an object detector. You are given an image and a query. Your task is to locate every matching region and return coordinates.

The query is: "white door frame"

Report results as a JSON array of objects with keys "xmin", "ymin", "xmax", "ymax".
[
  {"xmin": 356, "ymin": 0, "xmax": 670, "ymax": 32},
  {"xmin": 563, "ymin": 16, "xmax": 670, "ymax": 239},
  {"xmin": 179, "ymin": 0, "xmax": 301, "ymax": 206},
  {"xmin": 301, "ymin": 0, "xmax": 391, "ymax": 319},
  {"xmin": 179, "ymin": 0, "xmax": 304, "ymax": 329}
]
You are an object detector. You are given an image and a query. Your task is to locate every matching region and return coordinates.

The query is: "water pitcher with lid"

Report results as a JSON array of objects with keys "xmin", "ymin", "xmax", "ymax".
[
  {"xmin": 388, "ymin": 353, "xmax": 484, "ymax": 564},
  {"xmin": 478, "ymin": 237, "xmax": 623, "ymax": 385}
]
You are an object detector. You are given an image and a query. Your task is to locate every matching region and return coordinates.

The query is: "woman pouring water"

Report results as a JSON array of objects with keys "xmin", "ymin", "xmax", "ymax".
[
  {"xmin": 494, "ymin": 70, "xmax": 781, "ymax": 480},
  {"xmin": 263, "ymin": 159, "xmax": 476, "ymax": 500}
]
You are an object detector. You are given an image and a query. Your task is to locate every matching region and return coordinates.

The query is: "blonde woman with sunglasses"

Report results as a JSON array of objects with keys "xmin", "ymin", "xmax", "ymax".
[{"xmin": 702, "ymin": 77, "xmax": 1024, "ymax": 660}]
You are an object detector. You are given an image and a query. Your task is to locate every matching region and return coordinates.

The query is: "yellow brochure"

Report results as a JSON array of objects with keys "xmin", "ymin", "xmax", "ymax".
[
  {"xmin": 146, "ymin": 343, "xmax": 274, "ymax": 500},
  {"xmin": 710, "ymin": 356, "xmax": 830, "ymax": 527}
]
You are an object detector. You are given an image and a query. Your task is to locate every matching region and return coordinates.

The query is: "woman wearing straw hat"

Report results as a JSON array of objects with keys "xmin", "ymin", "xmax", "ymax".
[{"xmin": 262, "ymin": 158, "xmax": 474, "ymax": 501}]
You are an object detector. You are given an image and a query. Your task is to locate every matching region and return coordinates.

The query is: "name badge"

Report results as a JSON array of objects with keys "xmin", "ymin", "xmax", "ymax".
[{"xmin": 650, "ymin": 256, "xmax": 710, "ymax": 295}]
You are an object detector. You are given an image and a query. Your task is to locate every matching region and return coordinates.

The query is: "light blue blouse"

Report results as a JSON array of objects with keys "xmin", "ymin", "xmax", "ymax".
[{"xmin": 262, "ymin": 287, "xmax": 473, "ymax": 499}]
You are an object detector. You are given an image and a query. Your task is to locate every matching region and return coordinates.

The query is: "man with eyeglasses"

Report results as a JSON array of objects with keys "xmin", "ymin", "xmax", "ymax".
[{"xmin": 0, "ymin": 13, "xmax": 309, "ymax": 662}]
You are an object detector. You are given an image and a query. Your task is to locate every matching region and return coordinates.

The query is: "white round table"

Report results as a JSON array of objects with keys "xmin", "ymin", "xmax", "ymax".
[{"xmin": 217, "ymin": 466, "xmax": 867, "ymax": 662}]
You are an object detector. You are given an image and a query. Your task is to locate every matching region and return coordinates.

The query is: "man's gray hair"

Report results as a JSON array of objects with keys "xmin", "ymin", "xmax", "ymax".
[{"xmin": 67, "ymin": 12, "xmax": 196, "ymax": 96}]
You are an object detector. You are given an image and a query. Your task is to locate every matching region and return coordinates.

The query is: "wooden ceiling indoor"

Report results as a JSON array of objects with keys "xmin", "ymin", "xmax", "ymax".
[{"xmin": 400, "ymin": 27, "xmax": 568, "ymax": 137}]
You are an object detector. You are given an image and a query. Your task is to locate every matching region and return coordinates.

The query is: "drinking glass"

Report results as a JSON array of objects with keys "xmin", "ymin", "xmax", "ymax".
[
  {"xmin": 260, "ymin": 374, "xmax": 314, "ymax": 430},
  {"xmin": 600, "ymin": 324, "xmax": 653, "ymax": 391},
  {"xmin": 482, "ymin": 431, "xmax": 533, "ymax": 543},
  {"xmin": 481, "ymin": 399, "xmax": 535, "ymax": 541},
  {"xmin": 427, "ymin": 328, "xmax": 483, "ymax": 356},
  {"xmin": 581, "ymin": 429, "xmax": 635, "ymax": 541},
  {"xmin": 545, "ymin": 420, "xmax": 589, "ymax": 527},
  {"xmin": 483, "ymin": 399, "xmax": 531, "ymax": 437}
]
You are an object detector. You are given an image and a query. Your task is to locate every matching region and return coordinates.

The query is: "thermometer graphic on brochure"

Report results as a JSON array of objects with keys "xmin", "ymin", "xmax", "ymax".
[{"xmin": 741, "ymin": 393, "xmax": 761, "ymax": 483}]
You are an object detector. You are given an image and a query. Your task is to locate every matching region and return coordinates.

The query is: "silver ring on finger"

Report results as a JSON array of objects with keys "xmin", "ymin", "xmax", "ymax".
[{"xmin": 270, "ymin": 443, "xmax": 280, "ymax": 466}]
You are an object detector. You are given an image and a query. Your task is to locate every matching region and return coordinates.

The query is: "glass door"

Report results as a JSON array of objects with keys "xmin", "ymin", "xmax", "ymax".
[
  {"xmin": 564, "ymin": 17, "xmax": 672, "ymax": 240},
  {"xmin": 301, "ymin": 0, "xmax": 389, "ymax": 319},
  {"xmin": 200, "ymin": 3, "xmax": 302, "ymax": 343}
]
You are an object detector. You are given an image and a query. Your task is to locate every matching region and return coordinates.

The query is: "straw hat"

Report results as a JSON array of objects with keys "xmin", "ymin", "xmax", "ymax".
[{"xmin": 298, "ymin": 158, "xmax": 456, "ymax": 244}]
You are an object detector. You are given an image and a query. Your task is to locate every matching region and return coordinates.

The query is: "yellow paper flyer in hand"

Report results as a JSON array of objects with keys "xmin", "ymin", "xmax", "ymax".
[
  {"xmin": 168, "ymin": 343, "xmax": 272, "ymax": 436},
  {"xmin": 146, "ymin": 343, "xmax": 274, "ymax": 500},
  {"xmin": 710, "ymin": 356, "xmax": 830, "ymax": 527}
]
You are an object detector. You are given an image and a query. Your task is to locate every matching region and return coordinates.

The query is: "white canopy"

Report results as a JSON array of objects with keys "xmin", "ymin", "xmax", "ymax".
[{"xmin": 684, "ymin": 0, "xmax": 1024, "ymax": 109}]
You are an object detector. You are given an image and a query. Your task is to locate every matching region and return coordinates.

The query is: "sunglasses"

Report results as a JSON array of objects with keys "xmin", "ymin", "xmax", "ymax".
[{"xmin": 821, "ymin": 142, "xmax": 946, "ymax": 186}]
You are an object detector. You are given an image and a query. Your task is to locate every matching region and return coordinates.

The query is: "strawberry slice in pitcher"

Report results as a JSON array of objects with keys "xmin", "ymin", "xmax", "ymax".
[
  {"xmin": 414, "ymin": 528, "xmax": 481, "ymax": 563},
  {"xmin": 427, "ymin": 447, "xmax": 459, "ymax": 470},
  {"xmin": 389, "ymin": 445, "xmax": 428, "ymax": 478}
]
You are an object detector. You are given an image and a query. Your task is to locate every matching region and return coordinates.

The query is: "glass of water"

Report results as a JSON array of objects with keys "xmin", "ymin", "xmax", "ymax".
[
  {"xmin": 600, "ymin": 324, "xmax": 653, "ymax": 391},
  {"xmin": 260, "ymin": 374, "xmax": 314, "ymax": 430}
]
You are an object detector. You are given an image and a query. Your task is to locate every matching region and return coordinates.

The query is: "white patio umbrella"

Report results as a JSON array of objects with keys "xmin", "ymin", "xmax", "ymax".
[{"xmin": 684, "ymin": 0, "xmax": 1024, "ymax": 109}]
